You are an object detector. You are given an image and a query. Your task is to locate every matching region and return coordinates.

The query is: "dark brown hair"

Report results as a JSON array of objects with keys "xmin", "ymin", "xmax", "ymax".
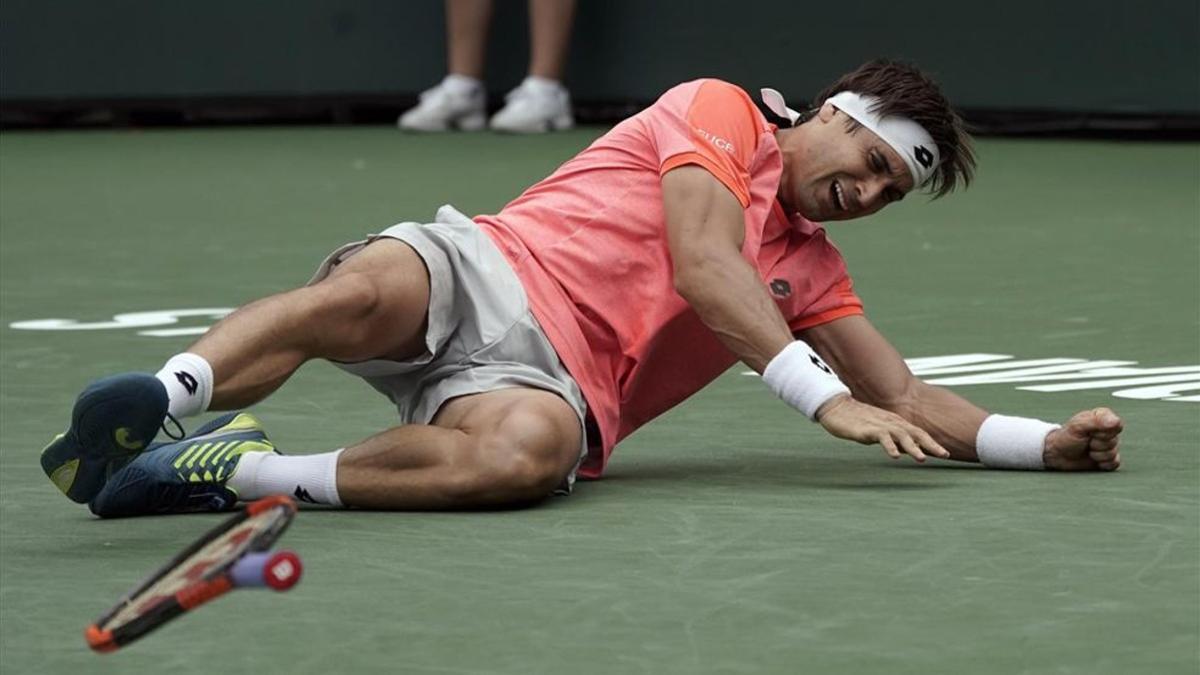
[{"xmin": 813, "ymin": 59, "xmax": 975, "ymax": 199}]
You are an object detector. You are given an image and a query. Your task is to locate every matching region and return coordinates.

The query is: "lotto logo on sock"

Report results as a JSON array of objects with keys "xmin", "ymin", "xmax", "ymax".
[
  {"xmin": 293, "ymin": 486, "xmax": 318, "ymax": 504},
  {"xmin": 175, "ymin": 371, "xmax": 199, "ymax": 396}
]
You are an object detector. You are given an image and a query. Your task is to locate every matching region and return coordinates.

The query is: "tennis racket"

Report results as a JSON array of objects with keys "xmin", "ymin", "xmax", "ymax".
[{"xmin": 86, "ymin": 494, "xmax": 303, "ymax": 653}]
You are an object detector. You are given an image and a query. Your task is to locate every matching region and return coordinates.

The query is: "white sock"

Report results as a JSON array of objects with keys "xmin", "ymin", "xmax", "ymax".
[
  {"xmin": 228, "ymin": 449, "xmax": 344, "ymax": 507},
  {"xmin": 521, "ymin": 75, "xmax": 564, "ymax": 93},
  {"xmin": 156, "ymin": 353, "xmax": 213, "ymax": 419},
  {"xmin": 442, "ymin": 73, "xmax": 483, "ymax": 96}
]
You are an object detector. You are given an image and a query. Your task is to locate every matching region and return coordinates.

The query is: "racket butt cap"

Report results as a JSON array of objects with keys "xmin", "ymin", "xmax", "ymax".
[
  {"xmin": 263, "ymin": 550, "xmax": 302, "ymax": 591},
  {"xmin": 231, "ymin": 550, "xmax": 303, "ymax": 591},
  {"xmin": 85, "ymin": 624, "xmax": 117, "ymax": 653}
]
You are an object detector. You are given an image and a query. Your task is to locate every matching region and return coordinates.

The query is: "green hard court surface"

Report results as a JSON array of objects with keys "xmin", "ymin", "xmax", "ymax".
[{"xmin": 0, "ymin": 127, "xmax": 1197, "ymax": 675}]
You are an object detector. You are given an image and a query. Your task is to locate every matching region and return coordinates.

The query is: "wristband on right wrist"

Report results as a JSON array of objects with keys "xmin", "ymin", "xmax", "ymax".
[
  {"xmin": 762, "ymin": 340, "xmax": 850, "ymax": 421},
  {"xmin": 975, "ymin": 414, "xmax": 1060, "ymax": 470}
]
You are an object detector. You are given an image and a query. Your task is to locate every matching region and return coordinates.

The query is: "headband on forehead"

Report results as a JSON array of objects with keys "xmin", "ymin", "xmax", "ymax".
[
  {"xmin": 760, "ymin": 88, "xmax": 940, "ymax": 188},
  {"xmin": 825, "ymin": 91, "xmax": 939, "ymax": 187}
]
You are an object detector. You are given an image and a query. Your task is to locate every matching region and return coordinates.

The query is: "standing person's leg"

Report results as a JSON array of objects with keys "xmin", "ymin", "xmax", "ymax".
[
  {"xmin": 488, "ymin": 0, "xmax": 575, "ymax": 132},
  {"xmin": 398, "ymin": 0, "xmax": 493, "ymax": 131},
  {"xmin": 446, "ymin": 0, "xmax": 495, "ymax": 80},
  {"xmin": 526, "ymin": 0, "xmax": 575, "ymax": 81}
]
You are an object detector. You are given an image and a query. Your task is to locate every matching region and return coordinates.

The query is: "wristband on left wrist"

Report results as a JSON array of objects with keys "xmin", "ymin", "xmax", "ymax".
[{"xmin": 762, "ymin": 340, "xmax": 850, "ymax": 421}]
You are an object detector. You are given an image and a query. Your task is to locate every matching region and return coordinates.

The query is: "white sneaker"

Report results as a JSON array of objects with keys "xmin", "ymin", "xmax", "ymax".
[
  {"xmin": 397, "ymin": 77, "xmax": 486, "ymax": 132},
  {"xmin": 489, "ymin": 77, "xmax": 574, "ymax": 133}
]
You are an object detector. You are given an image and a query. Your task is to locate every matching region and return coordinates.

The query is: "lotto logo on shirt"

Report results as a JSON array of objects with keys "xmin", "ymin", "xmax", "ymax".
[{"xmin": 693, "ymin": 127, "xmax": 735, "ymax": 154}]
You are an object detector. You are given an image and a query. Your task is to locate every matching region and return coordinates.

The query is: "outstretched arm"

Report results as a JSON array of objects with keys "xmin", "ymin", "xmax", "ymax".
[
  {"xmin": 662, "ymin": 165, "xmax": 949, "ymax": 463},
  {"xmin": 801, "ymin": 314, "xmax": 1123, "ymax": 471}
]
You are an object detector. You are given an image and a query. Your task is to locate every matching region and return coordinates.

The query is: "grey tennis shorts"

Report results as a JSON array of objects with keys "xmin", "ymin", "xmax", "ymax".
[{"xmin": 308, "ymin": 205, "xmax": 589, "ymax": 490}]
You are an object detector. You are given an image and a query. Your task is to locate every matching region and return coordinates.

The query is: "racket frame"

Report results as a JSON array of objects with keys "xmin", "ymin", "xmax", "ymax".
[{"xmin": 86, "ymin": 494, "xmax": 298, "ymax": 652}]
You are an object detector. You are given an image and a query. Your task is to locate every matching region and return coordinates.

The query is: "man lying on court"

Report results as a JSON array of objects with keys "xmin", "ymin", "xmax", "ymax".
[{"xmin": 42, "ymin": 59, "xmax": 1124, "ymax": 517}]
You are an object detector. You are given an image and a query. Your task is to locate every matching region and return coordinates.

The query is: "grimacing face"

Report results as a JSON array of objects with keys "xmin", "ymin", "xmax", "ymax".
[{"xmin": 775, "ymin": 102, "xmax": 916, "ymax": 222}]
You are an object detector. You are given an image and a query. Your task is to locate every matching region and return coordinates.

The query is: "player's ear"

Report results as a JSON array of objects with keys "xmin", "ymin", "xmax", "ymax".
[{"xmin": 816, "ymin": 101, "xmax": 838, "ymax": 124}]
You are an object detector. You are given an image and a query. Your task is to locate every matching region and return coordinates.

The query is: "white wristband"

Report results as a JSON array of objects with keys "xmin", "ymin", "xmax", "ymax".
[
  {"xmin": 975, "ymin": 414, "xmax": 1060, "ymax": 470},
  {"xmin": 762, "ymin": 340, "xmax": 850, "ymax": 420}
]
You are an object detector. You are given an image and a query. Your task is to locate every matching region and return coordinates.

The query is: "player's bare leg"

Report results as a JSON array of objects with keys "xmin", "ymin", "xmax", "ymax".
[
  {"xmin": 336, "ymin": 387, "xmax": 583, "ymax": 509},
  {"xmin": 46, "ymin": 239, "xmax": 432, "ymax": 507},
  {"xmin": 85, "ymin": 370, "xmax": 583, "ymax": 515},
  {"xmin": 527, "ymin": 0, "xmax": 576, "ymax": 81},
  {"xmin": 189, "ymin": 238, "xmax": 432, "ymax": 410},
  {"xmin": 54, "ymin": 236, "xmax": 585, "ymax": 515}
]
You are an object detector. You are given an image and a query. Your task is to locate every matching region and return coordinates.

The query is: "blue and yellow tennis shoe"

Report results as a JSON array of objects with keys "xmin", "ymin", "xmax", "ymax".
[
  {"xmin": 89, "ymin": 412, "xmax": 279, "ymax": 518},
  {"xmin": 40, "ymin": 373, "xmax": 169, "ymax": 504}
]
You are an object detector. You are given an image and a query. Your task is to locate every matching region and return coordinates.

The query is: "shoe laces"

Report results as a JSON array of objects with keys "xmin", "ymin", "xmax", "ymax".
[
  {"xmin": 418, "ymin": 86, "xmax": 447, "ymax": 105},
  {"xmin": 161, "ymin": 413, "xmax": 185, "ymax": 441},
  {"xmin": 505, "ymin": 82, "xmax": 540, "ymax": 104},
  {"xmin": 162, "ymin": 435, "xmax": 268, "ymax": 513}
]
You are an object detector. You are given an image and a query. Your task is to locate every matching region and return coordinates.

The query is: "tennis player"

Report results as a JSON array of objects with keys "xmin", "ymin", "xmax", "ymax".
[{"xmin": 41, "ymin": 59, "xmax": 1124, "ymax": 517}]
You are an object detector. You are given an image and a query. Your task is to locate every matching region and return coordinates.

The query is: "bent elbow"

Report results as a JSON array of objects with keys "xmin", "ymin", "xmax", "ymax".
[{"xmin": 671, "ymin": 255, "xmax": 719, "ymax": 301}]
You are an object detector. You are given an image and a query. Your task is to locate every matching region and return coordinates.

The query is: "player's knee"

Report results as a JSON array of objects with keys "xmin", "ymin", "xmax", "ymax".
[
  {"xmin": 316, "ymin": 271, "xmax": 383, "ymax": 324},
  {"xmin": 488, "ymin": 455, "xmax": 566, "ymax": 503},
  {"xmin": 303, "ymin": 271, "xmax": 398, "ymax": 358},
  {"xmin": 469, "ymin": 416, "xmax": 574, "ymax": 502},
  {"xmin": 499, "ymin": 443, "xmax": 569, "ymax": 499}
]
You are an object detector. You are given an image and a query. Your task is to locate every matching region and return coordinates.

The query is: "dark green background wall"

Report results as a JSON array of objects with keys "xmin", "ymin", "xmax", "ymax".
[{"xmin": 2, "ymin": 0, "xmax": 1197, "ymax": 113}]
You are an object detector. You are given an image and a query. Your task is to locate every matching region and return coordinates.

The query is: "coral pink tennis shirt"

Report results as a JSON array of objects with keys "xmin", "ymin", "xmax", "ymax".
[{"xmin": 475, "ymin": 79, "xmax": 863, "ymax": 479}]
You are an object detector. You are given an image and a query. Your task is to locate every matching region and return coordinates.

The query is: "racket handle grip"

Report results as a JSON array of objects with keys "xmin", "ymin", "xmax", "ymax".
[{"xmin": 229, "ymin": 550, "xmax": 303, "ymax": 591}]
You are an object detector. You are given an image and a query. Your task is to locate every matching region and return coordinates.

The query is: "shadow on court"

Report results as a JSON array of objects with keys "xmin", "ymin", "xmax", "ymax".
[{"xmin": 596, "ymin": 453, "xmax": 960, "ymax": 492}]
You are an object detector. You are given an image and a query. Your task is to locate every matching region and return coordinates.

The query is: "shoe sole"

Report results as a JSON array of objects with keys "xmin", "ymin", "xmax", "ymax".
[
  {"xmin": 398, "ymin": 111, "xmax": 487, "ymax": 133},
  {"xmin": 41, "ymin": 373, "xmax": 166, "ymax": 503},
  {"xmin": 489, "ymin": 113, "xmax": 575, "ymax": 134}
]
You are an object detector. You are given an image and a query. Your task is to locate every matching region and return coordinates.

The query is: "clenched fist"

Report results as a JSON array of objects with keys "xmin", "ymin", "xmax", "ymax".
[{"xmin": 1044, "ymin": 407, "xmax": 1124, "ymax": 471}]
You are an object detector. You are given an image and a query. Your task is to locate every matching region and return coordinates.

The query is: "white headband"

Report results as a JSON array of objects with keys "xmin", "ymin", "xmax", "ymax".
[{"xmin": 761, "ymin": 88, "xmax": 940, "ymax": 188}]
